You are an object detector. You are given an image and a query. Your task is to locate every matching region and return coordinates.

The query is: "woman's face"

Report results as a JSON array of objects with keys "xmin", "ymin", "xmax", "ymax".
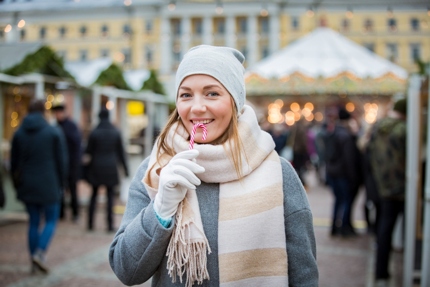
[{"xmin": 177, "ymin": 74, "xmax": 233, "ymax": 144}]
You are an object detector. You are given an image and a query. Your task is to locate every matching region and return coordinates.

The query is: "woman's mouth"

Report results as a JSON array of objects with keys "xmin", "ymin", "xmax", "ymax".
[{"xmin": 191, "ymin": 119, "xmax": 213, "ymax": 125}]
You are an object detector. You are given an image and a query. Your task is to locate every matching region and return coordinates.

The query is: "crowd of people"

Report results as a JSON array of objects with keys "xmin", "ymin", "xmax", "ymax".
[
  {"xmin": 10, "ymin": 100, "xmax": 129, "ymax": 274},
  {"xmin": 5, "ymin": 45, "xmax": 407, "ymax": 286},
  {"xmin": 264, "ymin": 98, "xmax": 407, "ymax": 287}
]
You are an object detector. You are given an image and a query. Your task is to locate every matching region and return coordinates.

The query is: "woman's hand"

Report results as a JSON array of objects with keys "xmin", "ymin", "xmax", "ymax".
[{"xmin": 154, "ymin": 149, "xmax": 205, "ymax": 219}]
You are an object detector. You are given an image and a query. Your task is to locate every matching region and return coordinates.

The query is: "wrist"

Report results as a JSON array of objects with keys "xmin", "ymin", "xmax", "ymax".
[{"xmin": 154, "ymin": 210, "xmax": 172, "ymax": 228}]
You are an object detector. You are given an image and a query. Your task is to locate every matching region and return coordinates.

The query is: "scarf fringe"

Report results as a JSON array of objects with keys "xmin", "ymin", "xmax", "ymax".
[{"xmin": 166, "ymin": 202, "xmax": 212, "ymax": 287}]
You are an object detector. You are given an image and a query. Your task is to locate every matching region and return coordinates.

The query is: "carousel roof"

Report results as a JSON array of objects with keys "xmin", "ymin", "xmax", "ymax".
[{"xmin": 245, "ymin": 27, "xmax": 408, "ymax": 96}]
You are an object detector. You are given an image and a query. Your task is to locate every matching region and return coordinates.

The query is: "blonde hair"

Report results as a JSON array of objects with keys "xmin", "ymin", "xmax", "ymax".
[{"xmin": 153, "ymin": 98, "xmax": 244, "ymax": 179}]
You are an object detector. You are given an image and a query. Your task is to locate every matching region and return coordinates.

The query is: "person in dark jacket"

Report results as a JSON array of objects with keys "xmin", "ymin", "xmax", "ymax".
[
  {"xmin": 10, "ymin": 99, "xmax": 68, "ymax": 274},
  {"xmin": 51, "ymin": 103, "xmax": 82, "ymax": 222},
  {"xmin": 85, "ymin": 108, "xmax": 129, "ymax": 232},
  {"xmin": 324, "ymin": 107, "xmax": 362, "ymax": 237}
]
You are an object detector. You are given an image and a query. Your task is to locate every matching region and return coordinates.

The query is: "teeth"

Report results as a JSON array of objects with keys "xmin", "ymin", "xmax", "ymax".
[{"xmin": 193, "ymin": 120, "xmax": 211, "ymax": 124}]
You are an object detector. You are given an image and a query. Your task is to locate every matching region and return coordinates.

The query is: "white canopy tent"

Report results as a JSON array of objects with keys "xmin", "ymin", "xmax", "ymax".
[{"xmin": 245, "ymin": 27, "xmax": 408, "ymax": 96}]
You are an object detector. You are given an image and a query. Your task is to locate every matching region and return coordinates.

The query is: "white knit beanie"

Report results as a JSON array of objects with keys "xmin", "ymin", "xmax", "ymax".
[{"xmin": 175, "ymin": 45, "xmax": 246, "ymax": 114}]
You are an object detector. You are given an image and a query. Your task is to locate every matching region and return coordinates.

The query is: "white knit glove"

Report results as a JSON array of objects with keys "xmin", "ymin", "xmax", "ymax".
[{"xmin": 154, "ymin": 149, "xmax": 205, "ymax": 219}]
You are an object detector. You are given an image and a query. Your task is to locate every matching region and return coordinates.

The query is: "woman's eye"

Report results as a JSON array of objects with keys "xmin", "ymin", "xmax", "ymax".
[
  {"xmin": 207, "ymin": 92, "xmax": 219, "ymax": 97},
  {"xmin": 179, "ymin": 93, "xmax": 192, "ymax": 98}
]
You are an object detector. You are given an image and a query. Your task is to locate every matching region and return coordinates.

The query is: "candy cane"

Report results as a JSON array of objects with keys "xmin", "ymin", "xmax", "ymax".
[{"xmin": 189, "ymin": 123, "xmax": 207, "ymax": 150}]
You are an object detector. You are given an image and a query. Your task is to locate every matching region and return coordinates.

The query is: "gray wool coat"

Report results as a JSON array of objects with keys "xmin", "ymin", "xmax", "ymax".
[{"xmin": 109, "ymin": 157, "xmax": 318, "ymax": 287}]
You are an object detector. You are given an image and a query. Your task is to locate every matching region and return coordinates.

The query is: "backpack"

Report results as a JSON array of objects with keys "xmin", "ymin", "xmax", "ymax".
[{"xmin": 368, "ymin": 117, "xmax": 406, "ymax": 199}]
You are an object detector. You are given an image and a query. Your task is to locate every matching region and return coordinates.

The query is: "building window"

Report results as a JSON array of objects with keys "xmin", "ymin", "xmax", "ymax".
[
  {"xmin": 260, "ymin": 17, "xmax": 269, "ymax": 34},
  {"xmin": 363, "ymin": 43, "xmax": 375, "ymax": 52},
  {"xmin": 79, "ymin": 50, "xmax": 88, "ymax": 61},
  {"xmin": 59, "ymin": 26, "xmax": 66, "ymax": 38},
  {"xmin": 100, "ymin": 49, "xmax": 109, "ymax": 58},
  {"xmin": 240, "ymin": 46, "xmax": 247, "ymax": 59},
  {"xmin": 80, "ymin": 25, "xmax": 87, "ymax": 37},
  {"xmin": 20, "ymin": 29, "xmax": 26, "ymax": 41},
  {"xmin": 215, "ymin": 18, "xmax": 225, "ymax": 34},
  {"xmin": 388, "ymin": 18, "xmax": 397, "ymax": 31},
  {"xmin": 410, "ymin": 18, "xmax": 420, "ymax": 31},
  {"xmin": 145, "ymin": 20, "xmax": 153, "ymax": 34},
  {"xmin": 364, "ymin": 19, "xmax": 373, "ymax": 32},
  {"xmin": 341, "ymin": 18, "xmax": 350, "ymax": 32},
  {"xmin": 173, "ymin": 50, "xmax": 181, "ymax": 65},
  {"xmin": 123, "ymin": 48, "xmax": 131, "ymax": 64},
  {"xmin": 193, "ymin": 18, "xmax": 202, "ymax": 35},
  {"xmin": 123, "ymin": 24, "xmax": 131, "ymax": 36},
  {"xmin": 145, "ymin": 46, "xmax": 153, "ymax": 64},
  {"xmin": 101, "ymin": 24, "xmax": 109, "ymax": 37},
  {"xmin": 39, "ymin": 26, "xmax": 46, "ymax": 39},
  {"xmin": 171, "ymin": 19, "xmax": 181, "ymax": 36},
  {"xmin": 386, "ymin": 43, "xmax": 398, "ymax": 62},
  {"xmin": 410, "ymin": 43, "xmax": 421, "ymax": 62},
  {"xmin": 262, "ymin": 46, "xmax": 269, "ymax": 58},
  {"xmin": 291, "ymin": 16, "xmax": 299, "ymax": 30},
  {"xmin": 238, "ymin": 18, "xmax": 247, "ymax": 34}
]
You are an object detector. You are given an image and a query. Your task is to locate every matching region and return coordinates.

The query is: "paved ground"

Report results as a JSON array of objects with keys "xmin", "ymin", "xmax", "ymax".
[{"xmin": 0, "ymin": 166, "xmax": 405, "ymax": 287}]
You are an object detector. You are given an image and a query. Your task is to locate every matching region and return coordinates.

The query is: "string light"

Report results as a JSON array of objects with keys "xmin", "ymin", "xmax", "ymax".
[
  {"xmin": 346, "ymin": 7, "xmax": 353, "ymax": 19},
  {"xmin": 387, "ymin": 7, "xmax": 394, "ymax": 18},
  {"xmin": 215, "ymin": 1, "xmax": 223, "ymax": 15},
  {"xmin": 168, "ymin": 0, "xmax": 176, "ymax": 11},
  {"xmin": 306, "ymin": 6, "xmax": 314, "ymax": 18},
  {"xmin": 4, "ymin": 24, "xmax": 12, "ymax": 33},
  {"xmin": 17, "ymin": 19, "xmax": 26, "ymax": 28},
  {"xmin": 260, "ymin": 4, "xmax": 269, "ymax": 17}
]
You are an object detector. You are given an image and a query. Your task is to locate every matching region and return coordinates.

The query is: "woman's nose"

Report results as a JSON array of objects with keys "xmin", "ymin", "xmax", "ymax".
[{"xmin": 190, "ymin": 98, "xmax": 206, "ymax": 113}]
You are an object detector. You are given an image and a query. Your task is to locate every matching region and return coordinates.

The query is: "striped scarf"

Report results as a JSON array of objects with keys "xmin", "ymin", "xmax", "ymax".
[{"xmin": 143, "ymin": 105, "xmax": 288, "ymax": 286}]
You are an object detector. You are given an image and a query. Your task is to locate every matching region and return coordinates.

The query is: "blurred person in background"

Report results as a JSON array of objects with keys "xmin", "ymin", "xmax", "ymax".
[
  {"xmin": 290, "ymin": 119, "xmax": 310, "ymax": 186},
  {"xmin": 51, "ymin": 103, "xmax": 82, "ymax": 223},
  {"xmin": 271, "ymin": 123, "xmax": 289, "ymax": 155},
  {"xmin": 84, "ymin": 108, "xmax": 129, "ymax": 232},
  {"xmin": 324, "ymin": 107, "xmax": 361, "ymax": 237},
  {"xmin": 357, "ymin": 125, "xmax": 381, "ymax": 235},
  {"xmin": 10, "ymin": 99, "xmax": 68, "ymax": 274},
  {"xmin": 368, "ymin": 99, "xmax": 407, "ymax": 285}
]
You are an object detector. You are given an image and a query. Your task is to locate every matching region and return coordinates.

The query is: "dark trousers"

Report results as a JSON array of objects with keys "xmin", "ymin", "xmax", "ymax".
[
  {"xmin": 344, "ymin": 183, "xmax": 360, "ymax": 231},
  {"xmin": 60, "ymin": 180, "xmax": 79, "ymax": 219},
  {"xmin": 375, "ymin": 198, "xmax": 404, "ymax": 279},
  {"xmin": 326, "ymin": 175, "xmax": 351, "ymax": 234},
  {"xmin": 88, "ymin": 185, "xmax": 114, "ymax": 231}
]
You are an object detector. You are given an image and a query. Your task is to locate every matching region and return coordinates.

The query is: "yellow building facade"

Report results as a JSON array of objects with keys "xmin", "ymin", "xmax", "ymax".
[{"xmin": 1, "ymin": 1, "xmax": 429, "ymax": 77}]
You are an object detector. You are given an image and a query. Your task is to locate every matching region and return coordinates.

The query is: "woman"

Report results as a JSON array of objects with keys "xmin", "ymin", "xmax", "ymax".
[{"xmin": 109, "ymin": 45, "xmax": 318, "ymax": 286}]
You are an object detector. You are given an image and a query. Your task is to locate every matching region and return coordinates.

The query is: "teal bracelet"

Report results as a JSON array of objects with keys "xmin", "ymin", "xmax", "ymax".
[{"xmin": 155, "ymin": 211, "xmax": 172, "ymax": 228}]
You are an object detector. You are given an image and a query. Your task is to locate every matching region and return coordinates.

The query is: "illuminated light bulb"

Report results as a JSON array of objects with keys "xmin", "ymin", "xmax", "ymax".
[
  {"xmin": 314, "ymin": 112, "xmax": 324, "ymax": 122},
  {"xmin": 304, "ymin": 102, "xmax": 314, "ymax": 111},
  {"xmin": 346, "ymin": 102, "xmax": 355, "ymax": 112},
  {"xmin": 106, "ymin": 101, "xmax": 115, "ymax": 110},
  {"xmin": 290, "ymin": 102, "xmax": 300, "ymax": 112},
  {"xmin": 17, "ymin": 20, "xmax": 26, "ymax": 28},
  {"xmin": 274, "ymin": 99, "xmax": 284, "ymax": 107},
  {"xmin": 4, "ymin": 24, "xmax": 12, "ymax": 33}
]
